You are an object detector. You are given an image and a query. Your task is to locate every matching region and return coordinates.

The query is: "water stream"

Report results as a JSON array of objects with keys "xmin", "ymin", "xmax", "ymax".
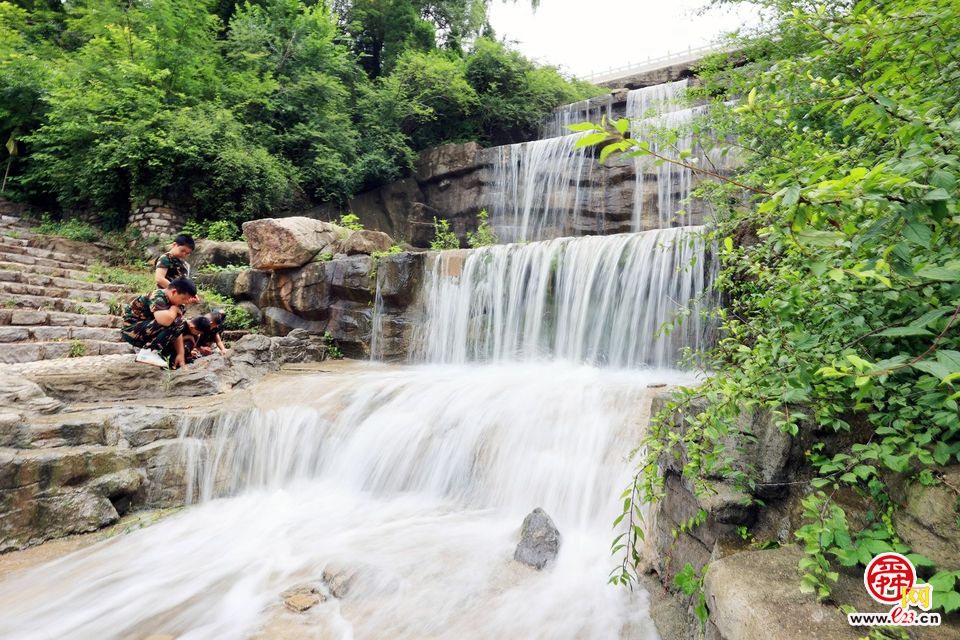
[{"xmin": 0, "ymin": 363, "xmax": 695, "ymax": 640}]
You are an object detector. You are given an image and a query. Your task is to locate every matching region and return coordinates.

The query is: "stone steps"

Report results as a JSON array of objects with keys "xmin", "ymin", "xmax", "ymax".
[
  {"xmin": 0, "ymin": 340, "xmax": 133, "ymax": 364},
  {"xmin": 0, "ymin": 291, "xmax": 112, "ymax": 315},
  {"xmin": 0, "ymin": 325, "xmax": 122, "ymax": 344},
  {"xmin": 0, "ymin": 308, "xmax": 122, "ymax": 329},
  {"xmin": 0, "ymin": 280, "xmax": 123, "ymax": 304},
  {"xmin": 0, "ymin": 241, "xmax": 99, "ymax": 267},
  {"xmin": 0, "ymin": 214, "xmax": 146, "ymax": 366},
  {"xmin": 0, "ymin": 249, "xmax": 91, "ymax": 273},
  {"xmin": 0, "ymin": 259, "xmax": 102, "ymax": 283},
  {"xmin": 0, "ymin": 267, "xmax": 132, "ymax": 295}
]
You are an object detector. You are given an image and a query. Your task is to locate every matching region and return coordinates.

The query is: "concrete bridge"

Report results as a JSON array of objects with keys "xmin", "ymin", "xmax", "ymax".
[{"xmin": 581, "ymin": 44, "xmax": 738, "ymax": 89}]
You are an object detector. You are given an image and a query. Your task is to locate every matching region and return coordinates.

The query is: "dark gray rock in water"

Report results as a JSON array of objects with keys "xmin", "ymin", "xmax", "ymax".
[{"xmin": 514, "ymin": 507, "xmax": 561, "ymax": 569}]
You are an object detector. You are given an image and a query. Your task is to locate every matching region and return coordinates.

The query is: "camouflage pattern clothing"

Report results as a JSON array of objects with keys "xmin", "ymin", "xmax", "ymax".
[
  {"xmin": 155, "ymin": 252, "xmax": 189, "ymax": 282},
  {"xmin": 161, "ymin": 331, "xmax": 199, "ymax": 364},
  {"xmin": 121, "ymin": 289, "xmax": 185, "ymax": 352}
]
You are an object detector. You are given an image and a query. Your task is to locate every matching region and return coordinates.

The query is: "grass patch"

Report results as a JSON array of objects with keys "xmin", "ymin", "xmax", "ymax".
[
  {"xmin": 33, "ymin": 215, "xmax": 101, "ymax": 243},
  {"xmin": 67, "ymin": 340, "xmax": 86, "ymax": 357},
  {"xmin": 86, "ymin": 263, "xmax": 155, "ymax": 293}
]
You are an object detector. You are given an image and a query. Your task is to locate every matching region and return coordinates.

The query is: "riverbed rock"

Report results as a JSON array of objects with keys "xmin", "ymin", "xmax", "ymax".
[
  {"xmin": 242, "ymin": 217, "xmax": 344, "ymax": 270},
  {"xmin": 339, "ymin": 229, "xmax": 394, "ymax": 256},
  {"xmin": 514, "ymin": 507, "xmax": 561, "ymax": 570},
  {"xmin": 280, "ymin": 583, "xmax": 326, "ymax": 613},
  {"xmin": 0, "ymin": 373, "xmax": 63, "ymax": 414},
  {"xmin": 5, "ymin": 332, "xmax": 324, "ymax": 403}
]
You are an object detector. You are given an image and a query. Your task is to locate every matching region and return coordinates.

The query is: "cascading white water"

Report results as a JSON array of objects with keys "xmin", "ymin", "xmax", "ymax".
[
  {"xmin": 541, "ymin": 95, "xmax": 615, "ymax": 139},
  {"xmin": 414, "ymin": 226, "xmax": 715, "ymax": 369},
  {"xmin": 625, "ymin": 82, "xmax": 736, "ymax": 231},
  {"xmin": 625, "ymin": 81, "xmax": 693, "ymax": 230},
  {"xmin": 0, "ymin": 363, "xmax": 695, "ymax": 640},
  {"xmin": 490, "ymin": 78, "xmax": 724, "ymax": 241},
  {"xmin": 487, "ymin": 131, "xmax": 595, "ymax": 243}
]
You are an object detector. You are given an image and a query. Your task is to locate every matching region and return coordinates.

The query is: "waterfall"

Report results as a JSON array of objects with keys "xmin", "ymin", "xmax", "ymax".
[
  {"xmin": 0, "ymin": 364, "xmax": 689, "ymax": 640},
  {"xmin": 541, "ymin": 94, "xmax": 615, "ymax": 139},
  {"xmin": 413, "ymin": 226, "xmax": 716, "ymax": 368},
  {"xmin": 487, "ymin": 131, "xmax": 595, "ymax": 243},
  {"xmin": 625, "ymin": 80, "xmax": 694, "ymax": 230},
  {"xmin": 490, "ymin": 78, "xmax": 726, "ymax": 241}
]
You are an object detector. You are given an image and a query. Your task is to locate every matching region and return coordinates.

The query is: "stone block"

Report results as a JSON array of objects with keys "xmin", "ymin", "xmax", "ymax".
[
  {"xmin": 339, "ymin": 230, "xmax": 394, "ymax": 256},
  {"xmin": 415, "ymin": 142, "xmax": 482, "ymax": 182},
  {"xmin": 0, "ymin": 343, "xmax": 42, "ymax": 364},
  {"xmin": 0, "ymin": 326, "xmax": 29, "ymax": 342},
  {"xmin": 326, "ymin": 255, "xmax": 374, "ymax": 302},
  {"xmin": 97, "ymin": 342, "xmax": 134, "ymax": 356},
  {"xmin": 29, "ymin": 326, "xmax": 70, "ymax": 341},
  {"xmin": 10, "ymin": 309, "xmax": 47, "ymax": 325},
  {"xmin": 72, "ymin": 327, "xmax": 119, "ymax": 342},
  {"xmin": 233, "ymin": 269, "xmax": 270, "ymax": 302}
]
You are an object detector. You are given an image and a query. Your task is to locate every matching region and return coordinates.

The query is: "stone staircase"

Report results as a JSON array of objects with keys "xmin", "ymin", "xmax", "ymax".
[{"xmin": 0, "ymin": 215, "xmax": 136, "ymax": 364}]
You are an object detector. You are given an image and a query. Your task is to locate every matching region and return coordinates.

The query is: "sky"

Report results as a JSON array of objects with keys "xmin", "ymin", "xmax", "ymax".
[{"xmin": 486, "ymin": 0, "xmax": 760, "ymax": 80}]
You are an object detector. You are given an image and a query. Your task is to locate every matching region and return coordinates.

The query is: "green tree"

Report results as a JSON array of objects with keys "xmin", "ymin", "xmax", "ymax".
[
  {"xmin": 464, "ymin": 37, "xmax": 603, "ymax": 145},
  {"xmin": 225, "ymin": 0, "xmax": 359, "ymax": 202}
]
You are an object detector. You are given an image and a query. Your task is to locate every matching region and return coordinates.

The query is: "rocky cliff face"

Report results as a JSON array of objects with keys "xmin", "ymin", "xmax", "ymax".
[
  {"xmin": 347, "ymin": 136, "xmax": 716, "ymax": 248},
  {"xmin": 643, "ymin": 392, "xmax": 960, "ymax": 640}
]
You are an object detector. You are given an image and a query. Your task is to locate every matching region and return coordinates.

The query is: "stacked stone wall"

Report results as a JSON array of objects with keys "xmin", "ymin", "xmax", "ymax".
[{"xmin": 127, "ymin": 199, "xmax": 185, "ymax": 239}]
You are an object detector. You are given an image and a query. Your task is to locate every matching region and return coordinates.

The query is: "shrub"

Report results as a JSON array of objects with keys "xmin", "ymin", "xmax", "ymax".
[
  {"xmin": 467, "ymin": 209, "xmax": 497, "ymax": 248},
  {"xmin": 429, "ymin": 217, "xmax": 459, "ymax": 251},
  {"xmin": 337, "ymin": 213, "xmax": 364, "ymax": 230}
]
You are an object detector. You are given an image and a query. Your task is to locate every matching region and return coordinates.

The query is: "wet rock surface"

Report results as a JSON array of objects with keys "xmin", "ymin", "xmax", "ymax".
[
  {"xmin": 0, "ymin": 331, "xmax": 331, "ymax": 551},
  {"xmin": 514, "ymin": 507, "xmax": 561, "ymax": 570}
]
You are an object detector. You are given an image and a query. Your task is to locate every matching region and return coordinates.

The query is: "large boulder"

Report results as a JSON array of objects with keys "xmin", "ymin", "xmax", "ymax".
[
  {"xmin": 514, "ymin": 507, "xmax": 561, "ymax": 570},
  {"xmin": 242, "ymin": 217, "xmax": 345, "ymax": 269},
  {"xmin": 338, "ymin": 229, "xmax": 394, "ymax": 256},
  {"xmin": 415, "ymin": 142, "xmax": 482, "ymax": 182},
  {"xmin": 376, "ymin": 252, "xmax": 425, "ymax": 306},
  {"xmin": 187, "ymin": 239, "xmax": 249, "ymax": 272}
]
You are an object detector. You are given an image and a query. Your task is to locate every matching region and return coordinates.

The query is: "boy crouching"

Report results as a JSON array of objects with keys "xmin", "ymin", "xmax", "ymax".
[{"xmin": 121, "ymin": 278, "xmax": 199, "ymax": 369}]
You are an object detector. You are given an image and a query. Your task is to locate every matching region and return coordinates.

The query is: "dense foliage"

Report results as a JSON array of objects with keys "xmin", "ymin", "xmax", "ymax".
[
  {"xmin": 0, "ymin": 0, "xmax": 601, "ymax": 225},
  {"xmin": 591, "ymin": 0, "xmax": 960, "ymax": 616}
]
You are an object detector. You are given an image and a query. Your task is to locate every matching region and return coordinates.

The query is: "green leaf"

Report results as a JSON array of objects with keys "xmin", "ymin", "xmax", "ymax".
[
  {"xmin": 923, "ymin": 187, "xmax": 951, "ymax": 201},
  {"xmin": 876, "ymin": 326, "xmax": 932, "ymax": 337},
  {"xmin": 906, "ymin": 553, "xmax": 935, "ymax": 568},
  {"xmin": 613, "ymin": 118, "xmax": 630, "ymax": 135},
  {"xmin": 566, "ymin": 122, "xmax": 601, "ymax": 132},
  {"xmin": 902, "ymin": 222, "xmax": 932, "ymax": 248},
  {"xmin": 915, "ymin": 266, "xmax": 960, "ymax": 281},
  {"xmin": 574, "ymin": 132, "xmax": 611, "ymax": 149},
  {"xmin": 928, "ymin": 571, "xmax": 956, "ymax": 592},
  {"xmin": 939, "ymin": 590, "xmax": 960, "ymax": 613},
  {"xmin": 782, "ymin": 185, "xmax": 801, "ymax": 208}
]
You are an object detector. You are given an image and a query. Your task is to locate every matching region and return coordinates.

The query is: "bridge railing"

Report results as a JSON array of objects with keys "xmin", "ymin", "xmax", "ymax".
[{"xmin": 581, "ymin": 44, "xmax": 734, "ymax": 83}]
